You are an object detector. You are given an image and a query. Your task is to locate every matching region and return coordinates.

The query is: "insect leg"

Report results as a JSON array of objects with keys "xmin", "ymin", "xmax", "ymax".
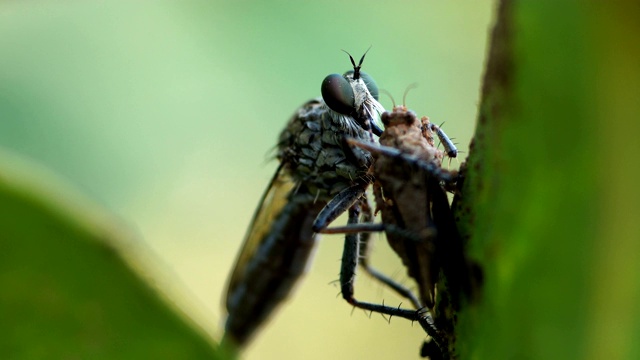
[
  {"xmin": 357, "ymin": 198, "xmax": 423, "ymax": 309},
  {"xmin": 312, "ymin": 183, "xmax": 367, "ymax": 233},
  {"xmin": 347, "ymin": 138, "xmax": 458, "ymax": 184},
  {"xmin": 356, "ymin": 203, "xmax": 444, "ymax": 347},
  {"xmin": 338, "ymin": 202, "xmax": 422, "ymax": 321},
  {"xmin": 321, "ymin": 221, "xmax": 426, "ymax": 309},
  {"xmin": 339, "ymin": 212, "xmax": 446, "ymax": 358},
  {"xmin": 316, "ymin": 188, "xmax": 446, "ymax": 353},
  {"xmin": 428, "ymin": 123, "xmax": 458, "ymax": 159},
  {"xmin": 317, "ymin": 187, "xmax": 423, "ymax": 309},
  {"xmin": 312, "ymin": 184, "xmax": 424, "ymax": 321}
]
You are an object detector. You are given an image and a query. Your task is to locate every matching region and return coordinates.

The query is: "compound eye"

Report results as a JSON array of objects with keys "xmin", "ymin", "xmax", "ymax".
[
  {"xmin": 321, "ymin": 73, "xmax": 355, "ymax": 115},
  {"xmin": 359, "ymin": 71, "xmax": 379, "ymax": 101}
]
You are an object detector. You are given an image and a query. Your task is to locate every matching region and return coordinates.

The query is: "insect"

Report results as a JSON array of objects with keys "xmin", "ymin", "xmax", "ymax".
[
  {"xmin": 222, "ymin": 50, "xmax": 384, "ymax": 348},
  {"xmin": 329, "ymin": 103, "xmax": 465, "ymax": 358}
]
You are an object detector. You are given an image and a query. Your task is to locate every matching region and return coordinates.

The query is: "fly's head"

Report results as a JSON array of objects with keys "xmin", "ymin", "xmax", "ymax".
[{"xmin": 321, "ymin": 49, "xmax": 384, "ymax": 137}]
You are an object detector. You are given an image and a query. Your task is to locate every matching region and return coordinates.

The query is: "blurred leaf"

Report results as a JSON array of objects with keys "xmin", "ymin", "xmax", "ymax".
[
  {"xmin": 456, "ymin": 1, "xmax": 640, "ymax": 359},
  {"xmin": 0, "ymin": 150, "xmax": 224, "ymax": 359}
]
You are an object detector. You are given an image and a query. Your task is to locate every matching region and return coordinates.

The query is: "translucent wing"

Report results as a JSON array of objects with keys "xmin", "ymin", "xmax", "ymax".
[
  {"xmin": 225, "ymin": 163, "xmax": 295, "ymax": 299},
  {"xmin": 223, "ymin": 165, "xmax": 327, "ymax": 346}
]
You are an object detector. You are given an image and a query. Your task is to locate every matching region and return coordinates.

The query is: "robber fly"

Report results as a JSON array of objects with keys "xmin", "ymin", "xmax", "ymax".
[
  {"xmin": 327, "ymin": 103, "xmax": 467, "ymax": 359},
  {"xmin": 223, "ymin": 50, "xmax": 385, "ymax": 348}
]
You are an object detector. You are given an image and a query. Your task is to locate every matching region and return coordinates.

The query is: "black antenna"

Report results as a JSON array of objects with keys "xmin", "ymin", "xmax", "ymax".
[{"xmin": 341, "ymin": 46, "xmax": 372, "ymax": 80}]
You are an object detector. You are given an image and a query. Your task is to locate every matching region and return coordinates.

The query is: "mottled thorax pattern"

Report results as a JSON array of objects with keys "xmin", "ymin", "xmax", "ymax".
[{"xmin": 277, "ymin": 98, "xmax": 373, "ymax": 200}]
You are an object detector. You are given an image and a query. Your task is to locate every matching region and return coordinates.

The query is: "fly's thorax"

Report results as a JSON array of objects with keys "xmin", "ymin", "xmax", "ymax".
[{"xmin": 277, "ymin": 98, "xmax": 372, "ymax": 202}]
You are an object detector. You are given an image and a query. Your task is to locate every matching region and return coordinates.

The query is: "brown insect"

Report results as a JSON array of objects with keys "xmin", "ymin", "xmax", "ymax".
[{"xmin": 325, "ymin": 104, "xmax": 466, "ymax": 358}]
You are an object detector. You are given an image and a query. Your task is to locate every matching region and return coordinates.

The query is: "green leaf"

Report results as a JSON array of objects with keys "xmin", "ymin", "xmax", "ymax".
[
  {"xmin": 456, "ymin": 1, "xmax": 640, "ymax": 359},
  {"xmin": 0, "ymin": 151, "xmax": 225, "ymax": 359}
]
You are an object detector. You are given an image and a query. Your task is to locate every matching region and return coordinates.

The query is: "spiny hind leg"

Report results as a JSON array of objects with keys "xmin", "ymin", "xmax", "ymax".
[
  {"xmin": 315, "ymin": 186, "xmax": 423, "ymax": 309},
  {"xmin": 356, "ymin": 198, "xmax": 424, "ymax": 310},
  {"xmin": 315, "ymin": 187, "xmax": 445, "ymax": 353}
]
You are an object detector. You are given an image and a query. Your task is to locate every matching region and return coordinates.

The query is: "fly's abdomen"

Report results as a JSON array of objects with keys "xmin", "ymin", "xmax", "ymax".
[{"xmin": 224, "ymin": 190, "xmax": 325, "ymax": 346}]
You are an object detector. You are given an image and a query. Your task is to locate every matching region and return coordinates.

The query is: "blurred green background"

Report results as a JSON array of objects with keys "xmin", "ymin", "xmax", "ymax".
[{"xmin": 0, "ymin": 1, "xmax": 493, "ymax": 358}]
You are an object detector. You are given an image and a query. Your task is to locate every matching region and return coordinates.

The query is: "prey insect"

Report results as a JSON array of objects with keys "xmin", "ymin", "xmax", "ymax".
[
  {"xmin": 326, "ymin": 103, "xmax": 464, "ymax": 358},
  {"xmin": 223, "ymin": 49, "xmax": 384, "ymax": 348}
]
